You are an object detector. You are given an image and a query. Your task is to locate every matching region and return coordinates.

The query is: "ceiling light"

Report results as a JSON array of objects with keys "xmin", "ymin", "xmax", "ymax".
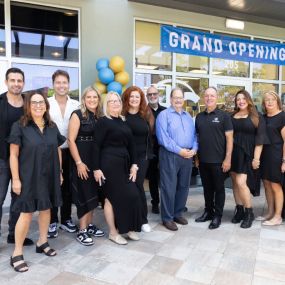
[
  {"xmin": 137, "ymin": 64, "xmax": 158, "ymax": 70},
  {"xmin": 225, "ymin": 19, "xmax": 245, "ymax": 30},
  {"xmin": 0, "ymin": 47, "xmax": 5, "ymax": 53},
  {"xmin": 51, "ymin": 52, "xmax": 61, "ymax": 57},
  {"xmin": 58, "ymin": 36, "xmax": 65, "ymax": 41}
]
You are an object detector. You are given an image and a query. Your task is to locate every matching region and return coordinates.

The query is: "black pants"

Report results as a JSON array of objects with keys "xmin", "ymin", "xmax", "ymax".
[
  {"xmin": 136, "ymin": 158, "xmax": 149, "ymax": 224},
  {"xmin": 51, "ymin": 149, "xmax": 72, "ymax": 224},
  {"xmin": 199, "ymin": 162, "xmax": 226, "ymax": 218},
  {"xmin": 147, "ymin": 156, "xmax": 160, "ymax": 206}
]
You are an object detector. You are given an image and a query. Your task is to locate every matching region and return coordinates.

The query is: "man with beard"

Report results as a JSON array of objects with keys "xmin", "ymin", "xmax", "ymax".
[
  {"xmin": 0, "ymin": 68, "xmax": 33, "ymax": 245},
  {"xmin": 146, "ymin": 86, "xmax": 165, "ymax": 214}
]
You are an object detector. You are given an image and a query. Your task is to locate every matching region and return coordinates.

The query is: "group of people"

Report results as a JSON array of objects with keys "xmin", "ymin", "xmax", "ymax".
[{"xmin": 0, "ymin": 67, "xmax": 284, "ymax": 273}]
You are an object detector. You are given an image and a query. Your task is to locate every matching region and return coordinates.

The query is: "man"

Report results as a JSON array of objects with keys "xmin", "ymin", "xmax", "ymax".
[
  {"xmin": 195, "ymin": 87, "xmax": 233, "ymax": 229},
  {"xmin": 146, "ymin": 86, "xmax": 165, "ymax": 214},
  {"xmin": 47, "ymin": 70, "xmax": 79, "ymax": 238},
  {"xmin": 0, "ymin": 68, "xmax": 33, "ymax": 245},
  {"xmin": 156, "ymin": 87, "xmax": 197, "ymax": 231}
]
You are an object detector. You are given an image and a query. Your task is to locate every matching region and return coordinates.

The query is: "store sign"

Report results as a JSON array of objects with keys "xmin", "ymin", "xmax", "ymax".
[{"xmin": 161, "ymin": 25, "xmax": 285, "ymax": 66}]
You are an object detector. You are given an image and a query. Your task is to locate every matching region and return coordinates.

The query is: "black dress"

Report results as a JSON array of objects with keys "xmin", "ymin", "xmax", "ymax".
[
  {"xmin": 261, "ymin": 111, "xmax": 285, "ymax": 183},
  {"xmin": 93, "ymin": 116, "xmax": 143, "ymax": 234},
  {"xmin": 125, "ymin": 112, "xmax": 153, "ymax": 225},
  {"xmin": 231, "ymin": 114, "xmax": 268, "ymax": 196},
  {"xmin": 71, "ymin": 109, "xmax": 99, "ymax": 219},
  {"xmin": 8, "ymin": 120, "xmax": 65, "ymax": 213}
]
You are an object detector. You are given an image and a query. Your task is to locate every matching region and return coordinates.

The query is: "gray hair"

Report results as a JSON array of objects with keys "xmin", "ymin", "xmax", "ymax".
[
  {"xmin": 170, "ymin": 87, "xmax": 184, "ymax": 98},
  {"xmin": 103, "ymin": 91, "xmax": 125, "ymax": 120}
]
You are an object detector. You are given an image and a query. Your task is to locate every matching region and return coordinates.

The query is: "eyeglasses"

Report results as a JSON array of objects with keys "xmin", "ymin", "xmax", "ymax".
[
  {"xmin": 264, "ymin": 98, "xmax": 277, "ymax": 102},
  {"xmin": 31, "ymin": 100, "xmax": 45, "ymax": 106},
  {"xmin": 147, "ymin": 93, "xmax": 158, "ymax": 97},
  {"xmin": 107, "ymin": 100, "xmax": 121, "ymax": 105}
]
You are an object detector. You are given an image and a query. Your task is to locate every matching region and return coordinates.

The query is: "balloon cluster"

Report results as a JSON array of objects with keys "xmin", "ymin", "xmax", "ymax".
[{"xmin": 93, "ymin": 56, "xmax": 130, "ymax": 97}]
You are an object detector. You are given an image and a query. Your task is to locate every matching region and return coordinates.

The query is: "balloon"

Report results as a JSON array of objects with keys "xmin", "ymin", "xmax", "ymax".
[
  {"xmin": 98, "ymin": 68, "xmax": 114, "ymax": 84},
  {"xmin": 93, "ymin": 81, "xmax": 107, "ymax": 94},
  {"xmin": 96, "ymin": 58, "xmax": 109, "ymax": 71},
  {"xmin": 107, "ymin": 81, "xmax": 122, "ymax": 95},
  {"xmin": 115, "ymin": 71, "xmax": 130, "ymax": 86},
  {"xmin": 109, "ymin": 56, "xmax": 125, "ymax": 73}
]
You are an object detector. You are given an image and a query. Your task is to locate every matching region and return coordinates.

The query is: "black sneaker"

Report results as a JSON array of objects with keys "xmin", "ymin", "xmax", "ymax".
[
  {"xmin": 87, "ymin": 224, "xmax": 105, "ymax": 237},
  {"xmin": 47, "ymin": 223, "xmax": 58, "ymax": 238},
  {"xmin": 76, "ymin": 229, "xmax": 94, "ymax": 246},
  {"xmin": 59, "ymin": 219, "xmax": 78, "ymax": 233},
  {"xmin": 7, "ymin": 234, "xmax": 34, "ymax": 246},
  {"xmin": 152, "ymin": 204, "xmax": 160, "ymax": 214}
]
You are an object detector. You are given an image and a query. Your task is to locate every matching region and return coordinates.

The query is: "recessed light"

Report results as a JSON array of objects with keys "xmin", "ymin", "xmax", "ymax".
[
  {"xmin": 51, "ymin": 52, "xmax": 61, "ymax": 57},
  {"xmin": 225, "ymin": 19, "xmax": 245, "ymax": 30}
]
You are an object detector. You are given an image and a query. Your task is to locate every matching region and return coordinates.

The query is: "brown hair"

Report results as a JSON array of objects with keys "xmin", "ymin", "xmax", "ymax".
[
  {"xmin": 262, "ymin": 91, "xmax": 282, "ymax": 114},
  {"xmin": 52, "ymin": 69, "xmax": 70, "ymax": 83},
  {"xmin": 20, "ymin": 92, "xmax": 54, "ymax": 127},
  {"xmin": 233, "ymin": 89, "xmax": 259, "ymax": 127},
  {"xmin": 80, "ymin": 86, "xmax": 102, "ymax": 119},
  {"xmin": 122, "ymin": 86, "xmax": 155, "ymax": 131}
]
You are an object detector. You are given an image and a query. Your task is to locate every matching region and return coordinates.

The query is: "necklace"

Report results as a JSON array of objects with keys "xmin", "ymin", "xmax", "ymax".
[{"xmin": 35, "ymin": 119, "xmax": 45, "ymax": 128}]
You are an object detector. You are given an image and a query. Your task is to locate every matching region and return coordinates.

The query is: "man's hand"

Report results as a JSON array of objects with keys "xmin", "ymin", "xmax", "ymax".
[{"xmin": 222, "ymin": 157, "xmax": 231, "ymax": 172}]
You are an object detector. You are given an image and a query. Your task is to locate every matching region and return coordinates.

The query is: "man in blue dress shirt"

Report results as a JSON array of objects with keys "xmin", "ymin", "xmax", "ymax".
[{"xmin": 156, "ymin": 87, "xmax": 198, "ymax": 231}]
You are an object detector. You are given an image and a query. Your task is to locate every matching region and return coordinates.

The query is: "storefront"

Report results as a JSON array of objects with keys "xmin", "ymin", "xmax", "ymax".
[{"xmin": 1, "ymin": 0, "xmax": 285, "ymax": 108}]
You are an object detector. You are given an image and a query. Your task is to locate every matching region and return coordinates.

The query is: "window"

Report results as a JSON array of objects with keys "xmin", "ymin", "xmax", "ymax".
[
  {"xmin": 282, "ymin": 85, "xmax": 285, "ymax": 110},
  {"xmin": 212, "ymin": 59, "xmax": 249, "ymax": 77},
  {"xmin": 252, "ymin": 63, "xmax": 278, "ymax": 80},
  {"xmin": 135, "ymin": 21, "xmax": 172, "ymax": 71},
  {"xmin": 135, "ymin": 73, "xmax": 171, "ymax": 104},
  {"xmin": 252, "ymin": 83, "xmax": 278, "ymax": 111},
  {"xmin": 282, "ymin": 66, "xmax": 285, "ymax": 81},
  {"xmin": 10, "ymin": 2, "xmax": 79, "ymax": 61},
  {"xmin": 0, "ymin": 1, "xmax": 5, "ymax": 56},
  {"xmin": 176, "ymin": 54, "xmax": 208, "ymax": 74}
]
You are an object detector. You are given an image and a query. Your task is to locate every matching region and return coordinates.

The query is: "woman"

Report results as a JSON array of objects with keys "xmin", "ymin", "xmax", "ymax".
[
  {"xmin": 122, "ymin": 86, "xmax": 154, "ymax": 233},
  {"xmin": 230, "ymin": 90, "xmax": 268, "ymax": 229},
  {"xmin": 68, "ymin": 86, "xmax": 104, "ymax": 246},
  {"xmin": 259, "ymin": 91, "xmax": 285, "ymax": 226},
  {"xmin": 94, "ymin": 91, "xmax": 142, "ymax": 245},
  {"xmin": 9, "ymin": 92, "xmax": 65, "ymax": 272}
]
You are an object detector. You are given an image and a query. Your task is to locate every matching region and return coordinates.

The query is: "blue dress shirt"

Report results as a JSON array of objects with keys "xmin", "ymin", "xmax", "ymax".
[{"xmin": 156, "ymin": 106, "xmax": 198, "ymax": 154}]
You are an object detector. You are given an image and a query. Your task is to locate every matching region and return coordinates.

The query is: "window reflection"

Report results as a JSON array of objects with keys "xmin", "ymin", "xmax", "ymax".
[
  {"xmin": 252, "ymin": 63, "xmax": 278, "ymax": 80},
  {"xmin": 0, "ymin": 1, "xmax": 5, "ymax": 56},
  {"xmin": 176, "ymin": 54, "xmax": 208, "ymax": 74},
  {"xmin": 135, "ymin": 21, "xmax": 172, "ymax": 71},
  {"xmin": 212, "ymin": 59, "xmax": 249, "ymax": 77},
  {"xmin": 281, "ymin": 85, "xmax": 285, "ymax": 111},
  {"xmin": 282, "ymin": 66, "xmax": 285, "ymax": 81},
  {"xmin": 252, "ymin": 82, "xmax": 278, "ymax": 112},
  {"xmin": 11, "ymin": 3, "xmax": 78, "ymax": 61},
  {"xmin": 135, "ymin": 73, "xmax": 172, "ymax": 105},
  {"xmin": 12, "ymin": 63, "xmax": 79, "ymax": 99}
]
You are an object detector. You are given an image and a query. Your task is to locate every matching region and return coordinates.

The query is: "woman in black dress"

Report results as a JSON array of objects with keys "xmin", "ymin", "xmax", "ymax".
[
  {"xmin": 230, "ymin": 90, "xmax": 268, "ymax": 228},
  {"xmin": 122, "ymin": 86, "xmax": 154, "ymax": 233},
  {"xmin": 68, "ymin": 86, "xmax": 104, "ymax": 246},
  {"xmin": 94, "ymin": 91, "xmax": 142, "ymax": 245},
  {"xmin": 260, "ymin": 91, "xmax": 285, "ymax": 226},
  {"xmin": 9, "ymin": 92, "xmax": 65, "ymax": 272}
]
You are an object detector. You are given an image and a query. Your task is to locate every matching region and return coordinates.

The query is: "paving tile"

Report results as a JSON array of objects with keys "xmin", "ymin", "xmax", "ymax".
[
  {"xmin": 252, "ymin": 275, "xmax": 285, "ymax": 285},
  {"xmin": 254, "ymin": 260, "xmax": 285, "ymax": 282},
  {"xmin": 218, "ymin": 254, "xmax": 255, "ymax": 274},
  {"xmin": 211, "ymin": 268, "xmax": 252, "ymax": 285},
  {"xmin": 156, "ymin": 244, "xmax": 193, "ymax": 261},
  {"xmin": 256, "ymin": 247, "xmax": 285, "ymax": 265}
]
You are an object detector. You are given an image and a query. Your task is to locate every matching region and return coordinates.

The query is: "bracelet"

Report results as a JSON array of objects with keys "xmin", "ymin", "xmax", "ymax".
[{"xmin": 76, "ymin": 160, "xmax": 82, "ymax": 165}]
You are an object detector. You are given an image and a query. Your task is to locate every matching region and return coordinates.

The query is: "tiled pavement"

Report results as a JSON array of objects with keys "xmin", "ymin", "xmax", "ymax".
[{"xmin": 1, "ymin": 186, "xmax": 285, "ymax": 285}]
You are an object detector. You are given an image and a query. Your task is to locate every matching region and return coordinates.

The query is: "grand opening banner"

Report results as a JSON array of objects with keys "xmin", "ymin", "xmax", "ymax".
[{"xmin": 161, "ymin": 25, "xmax": 285, "ymax": 66}]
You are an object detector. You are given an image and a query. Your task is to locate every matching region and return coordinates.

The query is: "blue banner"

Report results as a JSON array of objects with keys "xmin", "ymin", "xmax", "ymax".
[{"xmin": 161, "ymin": 25, "xmax": 285, "ymax": 66}]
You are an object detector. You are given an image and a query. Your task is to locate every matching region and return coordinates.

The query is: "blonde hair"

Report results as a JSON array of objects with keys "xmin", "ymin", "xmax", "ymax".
[
  {"xmin": 103, "ymin": 91, "xmax": 125, "ymax": 120},
  {"xmin": 262, "ymin": 90, "xmax": 282, "ymax": 114},
  {"xmin": 80, "ymin": 86, "xmax": 102, "ymax": 118}
]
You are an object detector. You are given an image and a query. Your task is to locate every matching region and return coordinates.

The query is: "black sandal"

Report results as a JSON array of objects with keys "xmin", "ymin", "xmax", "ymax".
[
  {"xmin": 10, "ymin": 255, "xmax": 28, "ymax": 272},
  {"xmin": 36, "ymin": 242, "xmax": 57, "ymax": 256}
]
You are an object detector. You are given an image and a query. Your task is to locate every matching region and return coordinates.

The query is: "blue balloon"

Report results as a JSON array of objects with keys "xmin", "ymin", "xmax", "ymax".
[
  {"xmin": 96, "ymin": 58, "xmax": 109, "ymax": 71},
  {"xmin": 107, "ymin": 81, "xmax": 122, "ymax": 95},
  {"xmin": 98, "ymin": 68, "xmax": 114, "ymax": 84}
]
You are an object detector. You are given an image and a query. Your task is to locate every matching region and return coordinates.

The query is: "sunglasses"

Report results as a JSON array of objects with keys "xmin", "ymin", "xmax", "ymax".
[{"xmin": 147, "ymin": 93, "xmax": 158, "ymax": 97}]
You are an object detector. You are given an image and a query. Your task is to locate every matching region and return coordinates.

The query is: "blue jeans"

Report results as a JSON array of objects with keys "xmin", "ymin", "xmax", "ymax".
[
  {"xmin": 0, "ymin": 159, "xmax": 19, "ymax": 236},
  {"xmin": 159, "ymin": 147, "xmax": 193, "ymax": 222}
]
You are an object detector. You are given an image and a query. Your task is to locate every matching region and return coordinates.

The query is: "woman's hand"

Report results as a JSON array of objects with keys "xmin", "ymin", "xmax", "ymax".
[
  {"xmin": 60, "ymin": 173, "xmax": 64, "ymax": 185},
  {"xmin": 12, "ymin": 179, "xmax": 21, "ymax": 195},
  {"xmin": 94, "ymin": 170, "xmax": 106, "ymax": 186},
  {"xmin": 252, "ymin": 158, "xmax": 260, "ymax": 170},
  {"xmin": 281, "ymin": 162, "xmax": 285, "ymax": 173},
  {"xmin": 77, "ymin": 162, "xmax": 90, "ymax": 180},
  {"xmin": 129, "ymin": 164, "xmax": 139, "ymax": 182}
]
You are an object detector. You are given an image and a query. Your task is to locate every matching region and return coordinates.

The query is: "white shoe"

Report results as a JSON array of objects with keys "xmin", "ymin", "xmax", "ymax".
[
  {"xmin": 127, "ymin": 231, "xmax": 140, "ymax": 241},
  {"xmin": 141, "ymin": 223, "xmax": 151, "ymax": 233}
]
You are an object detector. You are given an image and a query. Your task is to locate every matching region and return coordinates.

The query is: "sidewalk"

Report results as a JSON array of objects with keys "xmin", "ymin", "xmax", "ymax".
[{"xmin": 1, "ymin": 186, "xmax": 285, "ymax": 285}]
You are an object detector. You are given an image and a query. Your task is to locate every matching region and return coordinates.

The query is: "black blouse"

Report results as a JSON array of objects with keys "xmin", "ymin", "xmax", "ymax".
[{"xmin": 93, "ymin": 116, "xmax": 137, "ymax": 170}]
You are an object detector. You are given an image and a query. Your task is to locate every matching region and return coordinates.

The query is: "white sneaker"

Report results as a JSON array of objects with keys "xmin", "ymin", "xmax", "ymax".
[{"xmin": 141, "ymin": 223, "xmax": 151, "ymax": 233}]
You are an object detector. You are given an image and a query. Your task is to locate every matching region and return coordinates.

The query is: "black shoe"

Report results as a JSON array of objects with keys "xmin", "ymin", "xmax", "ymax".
[
  {"xmin": 7, "ymin": 235, "xmax": 34, "ymax": 246},
  {"xmin": 195, "ymin": 211, "xmax": 213, "ymax": 223},
  {"xmin": 231, "ymin": 205, "xmax": 244, "ymax": 224},
  {"xmin": 240, "ymin": 208, "xmax": 255, "ymax": 229},
  {"xmin": 209, "ymin": 216, "xmax": 221, "ymax": 230},
  {"xmin": 152, "ymin": 204, "xmax": 160, "ymax": 214}
]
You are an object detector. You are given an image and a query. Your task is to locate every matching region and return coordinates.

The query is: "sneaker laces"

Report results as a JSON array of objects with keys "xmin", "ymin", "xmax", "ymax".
[{"xmin": 66, "ymin": 219, "xmax": 75, "ymax": 227}]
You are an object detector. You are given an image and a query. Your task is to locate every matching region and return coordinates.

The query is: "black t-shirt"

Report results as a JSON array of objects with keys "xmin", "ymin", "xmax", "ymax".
[
  {"xmin": 195, "ymin": 108, "xmax": 233, "ymax": 163},
  {"xmin": 7, "ymin": 102, "xmax": 24, "ymax": 136}
]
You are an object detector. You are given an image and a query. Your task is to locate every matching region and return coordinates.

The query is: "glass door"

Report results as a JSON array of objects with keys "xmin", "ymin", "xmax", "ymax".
[{"xmin": 210, "ymin": 78, "xmax": 250, "ymax": 113}]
